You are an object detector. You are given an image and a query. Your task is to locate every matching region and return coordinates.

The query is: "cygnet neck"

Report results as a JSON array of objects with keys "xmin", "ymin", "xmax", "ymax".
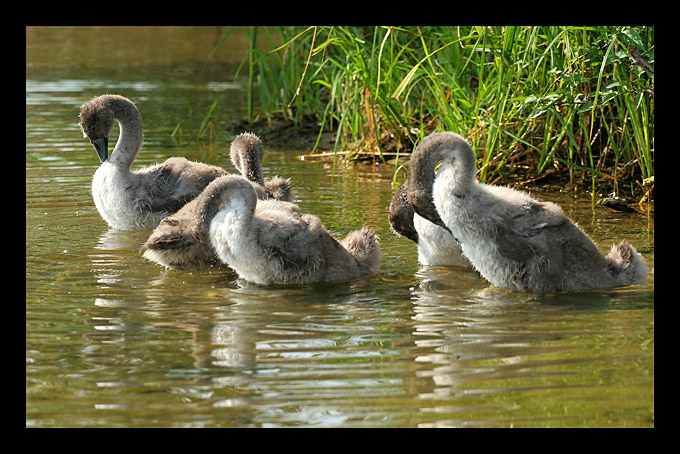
[
  {"xmin": 230, "ymin": 132, "xmax": 265, "ymax": 186},
  {"xmin": 106, "ymin": 96, "xmax": 143, "ymax": 169},
  {"xmin": 195, "ymin": 176, "xmax": 257, "ymax": 242},
  {"xmin": 407, "ymin": 132, "xmax": 477, "ymax": 229},
  {"xmin": 437, "ymin": 134, "xmax": 476, "ymax": 195}
]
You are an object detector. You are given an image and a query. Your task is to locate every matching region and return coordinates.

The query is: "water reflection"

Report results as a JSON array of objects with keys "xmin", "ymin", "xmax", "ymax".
[
  {"xmin": 146, "ymin": 280, "xmax": 412, "ymax": 427},
  {"xmin": 407, "ymin": 264, "xmax": 653, "ymax": 427}
]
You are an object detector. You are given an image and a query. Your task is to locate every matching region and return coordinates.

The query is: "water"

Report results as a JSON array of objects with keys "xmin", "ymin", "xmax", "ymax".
[{"xmin": 26, "ymin": 26, "xmax": 654, "ymax": 428}]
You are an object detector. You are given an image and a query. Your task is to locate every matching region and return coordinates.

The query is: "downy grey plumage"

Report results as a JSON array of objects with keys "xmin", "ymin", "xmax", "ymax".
[
  {"xmin": 388, "ymin": 182, "xmax": 470, "ymax": 267},
  {"xmin": 407, "ymin": 132, "xmax": 647, "ymax": 293},
  {"xmin": 202, "ymin": 175, "xmax": 380, "ymax": 284},
  {"xmin": 80, "ymin": 94, "xmax": 227, "ymax": 230},
  {"xmin": 141, "ymin": 132, "xmax": 292, "ymax": 270}
]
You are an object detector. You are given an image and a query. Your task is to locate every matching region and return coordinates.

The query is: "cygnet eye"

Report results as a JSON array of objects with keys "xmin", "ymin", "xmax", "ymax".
[{"xmin": 434, "ymin": 161, "xmax": 443, "ymax": 173}]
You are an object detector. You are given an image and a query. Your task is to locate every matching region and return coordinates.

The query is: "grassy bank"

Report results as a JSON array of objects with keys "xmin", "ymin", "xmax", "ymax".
[{"xmin": 228, "ymin": 26, "xmax": 654, "ymax": 199}]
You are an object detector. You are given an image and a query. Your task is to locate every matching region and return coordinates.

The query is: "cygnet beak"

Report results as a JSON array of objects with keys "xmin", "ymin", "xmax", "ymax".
[
  {"xmin": 433, "ymin": 218, "xmax": 461, "ymax": 243},
  {"xmin": 90, "ymin": 137, "xmax": 108, "ymax": 163},
  {"xmin": 434, "ymin": 218, "xmax": 451, "ymax": 234}
]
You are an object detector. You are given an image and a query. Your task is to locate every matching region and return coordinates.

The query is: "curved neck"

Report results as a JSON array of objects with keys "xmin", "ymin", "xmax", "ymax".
[
  {"xmin": 440, "ymin": 144, "xmax": 476, "ymax": 197},
  {"xmin": 407, "ymin": 132, "xmax": 477, "ymax": 229},
  {"xmin": 195, "ymin": 177, "xmax": 256, "ymax": 242},
  {"xmin": 107, "ymin": 97, "xmax": 144, "ymax": 170},
  {"xmin": 230, "ymin": 134, "xmax": 265, "ymax": 186},
  {"xmin": 235, "ymin": 151, "xmax": 264, "ymax": 186}
]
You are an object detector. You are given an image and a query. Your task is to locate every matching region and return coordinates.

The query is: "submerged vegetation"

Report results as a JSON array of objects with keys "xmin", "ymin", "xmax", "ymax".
[{"xmin": 219, "ymin": 26, "xmax": 654, "ymax": 199}]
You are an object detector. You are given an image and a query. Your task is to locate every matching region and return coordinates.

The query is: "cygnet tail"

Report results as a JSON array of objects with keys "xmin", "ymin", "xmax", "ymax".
[
  {"xmin": 264, "ymin": 176, "xmax": 292, "ymax": 201},
  {"xmin": 142, "ymin": 230, "xmax": 191, "ymax": 252},
  {"xmin": 341, "ymin": 227, "xmax": 381, "ymax": 274},
  {"xmin": 606, "ymin": 240, "xmax": 648, "ymax": 286}
]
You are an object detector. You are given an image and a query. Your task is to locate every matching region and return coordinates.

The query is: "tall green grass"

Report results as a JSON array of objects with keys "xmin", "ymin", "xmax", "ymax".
[{"xmin": 235, "ymin": 26, "xmax": 654, "ymax": 197}]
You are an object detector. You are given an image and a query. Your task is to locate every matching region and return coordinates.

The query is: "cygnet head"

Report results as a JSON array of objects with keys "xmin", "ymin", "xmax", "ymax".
[
  {"xmin": 407, "ymin": 132, "xmax": 476, "ymax": 233},
  {"xmin": 230, "ymin": 132, "xmax": 265, "ymax": 186},
  {"xmin": 388, "ymin": 182, "xmax": 419, "ymax": 243},
  {"xmin": 79, "ymin": 94, "xmax": 141, "ymax": 164},
  {"xmin": 79, "ymin": 95, "xmax": 119, "ymax": 162}
]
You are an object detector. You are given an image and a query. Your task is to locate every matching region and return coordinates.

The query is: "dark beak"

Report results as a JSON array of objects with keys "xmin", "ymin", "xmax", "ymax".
[
  {"xmin": 91, "ymin": 137, "xmax": 108, "ymax": 163},
  {"xmin": 433, "ymin": 218, "xmax": 461, "ymax": 243},
  {"xmin": 434, "ymin": 217, "xmax": 452, "ymax": 234}
]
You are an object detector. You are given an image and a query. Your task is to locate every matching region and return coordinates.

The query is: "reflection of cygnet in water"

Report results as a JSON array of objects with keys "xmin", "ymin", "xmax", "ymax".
[
  {"xmin": 389, "ymin": 181, "xmax": 470, "ymax": 268},
  {"xmin": 407, "ymin": 131, "xmax": 648, "ymax": 293},
  {"xmin": 80, "ymin": 94, "xmax": 227, "ymax": 230},
  {"xmin": 141, "ymin": 132, "xmax": 292, "ymax": 271},
  {"xmin": 204, "ymin": 175, "xmax": 381, "ymax": 285},
  {"xmin": 93, "ymin": 229, "xmax": 151, "ymax": 286}
]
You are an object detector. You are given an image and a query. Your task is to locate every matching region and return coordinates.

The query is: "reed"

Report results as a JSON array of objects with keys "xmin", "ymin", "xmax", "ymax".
[{"xmin": 235, "ymin": 26, "xmax": 654, "ymax": 198}]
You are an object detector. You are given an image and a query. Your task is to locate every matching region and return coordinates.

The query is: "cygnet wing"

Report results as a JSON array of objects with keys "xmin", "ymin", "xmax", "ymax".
[
  {"xmin": 140, "ymin": 157, "xmax": 227, "ymax": 214},
  {"xmin": 491, "ymin": 191, "xmax": 568, "ymax": 263},
  {"xmin": 255, "ymin": 202, "xmax": 325, "ymax": 271}
]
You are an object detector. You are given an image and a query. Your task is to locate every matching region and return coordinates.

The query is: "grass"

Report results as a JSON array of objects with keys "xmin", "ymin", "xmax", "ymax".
[
  {"xmin": 171, "ymin": 99, "xmax": 220, "ymax": 145},
  {"xmin": 219, "ymin": 26, "xmax": 654, "ymax": 199}
]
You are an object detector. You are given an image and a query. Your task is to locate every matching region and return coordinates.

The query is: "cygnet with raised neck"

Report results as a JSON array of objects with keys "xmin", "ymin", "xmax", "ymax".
[
  {"xmin": 230, "ymin": 131, "xmax": 292, "ymax": 201},
  {"xmin": 407, "ymin": 131, "xmax": 648, "ymax": 293},
  {"xmin": 388, "ymin": 182, "xmax": 470, "ymax": 267},
  {"xmin": 141, "ymin": 132, "xmax": 292, "ymax": 270},
  {"xmin": 195, "ymin": 175, "xmax": 380, "ymax": 284},
  {"xmin": 80, "ymin": 94, "xmax": 227, "ymax": 230}
]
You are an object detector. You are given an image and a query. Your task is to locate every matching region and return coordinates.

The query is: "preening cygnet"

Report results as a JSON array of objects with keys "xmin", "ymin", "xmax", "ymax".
[
  {"xmin": 141, "ymin": 132, "xmax": 292, "ymax": 270},
  {"xmin": 80, "ymin": 94, "xmax": 227, "ymax": 230},
  {"xmin": 407, "ymin": 131, "xmax": 648, "ymax": 293},
  {"xmin": 229, "ymin": 131, "xmax": 292, "ymax": 201},
  {"xmin": 388, "ymin": 182, "xmax": 470, "ymax": 267},
  {"xmin": 204, "ymin": 175, "xmax": 380, "ymax": 284}
]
